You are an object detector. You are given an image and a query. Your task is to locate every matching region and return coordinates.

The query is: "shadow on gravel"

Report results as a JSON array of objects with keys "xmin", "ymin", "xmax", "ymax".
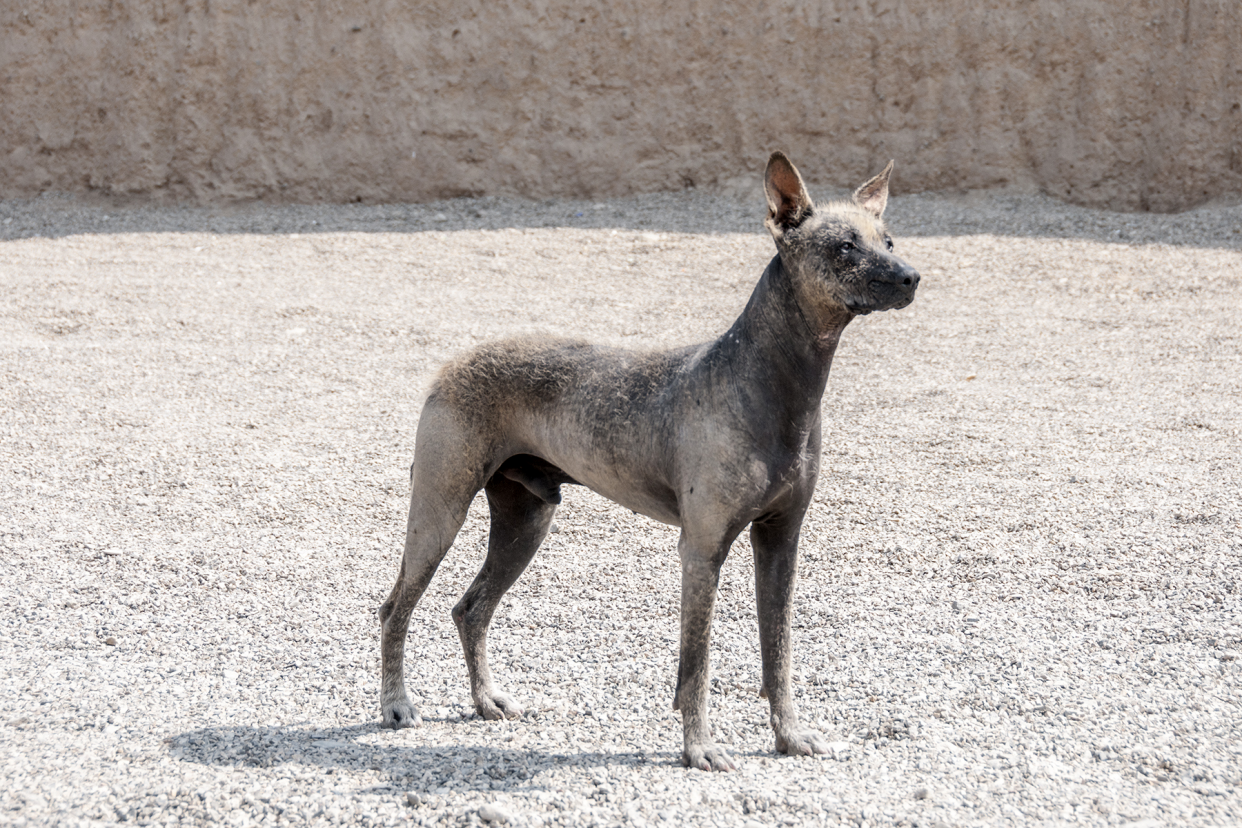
[
  {"xmin": 3, "ymin": 190, "xmax": 1241, "ymax": 251},
  {"xmin": 172, "ymin": 723, "xmax": 686, "ymax": 791}
]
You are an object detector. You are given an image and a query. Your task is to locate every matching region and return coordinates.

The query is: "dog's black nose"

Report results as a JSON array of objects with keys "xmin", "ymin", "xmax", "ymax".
[{"xmin": 900, "ymin": 265, "xmax": 920, "ymax": 291}]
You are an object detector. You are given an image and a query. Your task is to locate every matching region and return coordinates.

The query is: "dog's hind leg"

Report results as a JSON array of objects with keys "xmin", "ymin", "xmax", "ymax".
[
  {"xmin": 379, "ymin": 406, "xmax": 489, "ymax": 729},
  {"xmin": 452, "ymin": 470, "xmax": 557, "ymax": 720}
]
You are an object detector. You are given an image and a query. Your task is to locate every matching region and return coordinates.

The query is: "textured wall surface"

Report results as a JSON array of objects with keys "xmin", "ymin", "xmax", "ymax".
[{"xmin": 2, "ymin": 1, "xmax": 1240, "ymax": 210}]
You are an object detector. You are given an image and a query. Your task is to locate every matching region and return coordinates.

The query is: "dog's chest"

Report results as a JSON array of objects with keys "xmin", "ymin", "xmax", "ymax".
[{"xmin": 750, "ymin": 435, "xmax": 818, "ymax": 503}]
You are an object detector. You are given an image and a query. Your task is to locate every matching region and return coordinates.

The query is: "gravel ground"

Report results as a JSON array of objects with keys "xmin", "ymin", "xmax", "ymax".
[{"xmin": 2, "ymin": 183, "xmax": 1241, "ymax": 828}]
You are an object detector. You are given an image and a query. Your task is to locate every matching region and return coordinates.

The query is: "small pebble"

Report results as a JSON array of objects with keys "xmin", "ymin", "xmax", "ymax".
[
  {"xmin": 825, "ymin": 741, "xmax": 852, "ymax": 760},
  {"xmin": 478, "ymin": 802, "xmax": 511, "ymax": 823}
]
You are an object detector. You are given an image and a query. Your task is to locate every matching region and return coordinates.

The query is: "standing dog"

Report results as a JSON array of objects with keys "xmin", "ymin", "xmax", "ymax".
[{"xmin": 379, "ymin": 152, "xmax": 920, "ymax": 771}]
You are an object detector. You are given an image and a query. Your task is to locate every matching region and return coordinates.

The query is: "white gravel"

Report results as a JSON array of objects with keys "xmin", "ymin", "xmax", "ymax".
[{"xmin": 2, "ymin": 185, "xmax": 1241, "ymax": 828}]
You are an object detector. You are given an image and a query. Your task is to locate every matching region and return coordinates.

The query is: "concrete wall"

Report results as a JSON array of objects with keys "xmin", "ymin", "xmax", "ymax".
[{"xmin": 3, "ymin": 1, "xmax": 1240, "ymax": 211}]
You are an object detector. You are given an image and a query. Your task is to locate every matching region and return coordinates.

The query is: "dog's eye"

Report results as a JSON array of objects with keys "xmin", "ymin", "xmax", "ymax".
[
  {"xmin": 839, "ymin": 241, "xmax": 855, "ymax": 255},
  {"xmin": 884, "ymin": 235, "xmax": 894, "ymax": 251}
]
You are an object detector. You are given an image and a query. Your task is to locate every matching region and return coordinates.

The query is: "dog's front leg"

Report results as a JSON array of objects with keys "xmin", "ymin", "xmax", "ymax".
[
  {"xmin": 673, "ymin": 529, "xmax": 736, "ymax": 772},
  {"xmin": 751, "ymin": 518, "xmax": 831, "ymax": 756}
]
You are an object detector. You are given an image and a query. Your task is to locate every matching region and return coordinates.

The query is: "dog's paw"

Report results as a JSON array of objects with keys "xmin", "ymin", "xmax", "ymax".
[
  {"xmin": 475, "ymin": 691, "xmax": 524, "ymax": 721},
  {"xmin": 682, "ymin": 742, "xmax": 737, "ymax": 772},
  {"xmin": 381, "ymin": 699, "xmax": 422, "ymax": 729},
  {"xmin": 775, "ymin": 728, "xmax": 830, "ymax": 756}
]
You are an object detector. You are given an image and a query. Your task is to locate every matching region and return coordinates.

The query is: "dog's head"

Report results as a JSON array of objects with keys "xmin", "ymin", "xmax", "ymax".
[{"xmin": 763, "ymin": 152, "xmax": 920, "ymax": 321}]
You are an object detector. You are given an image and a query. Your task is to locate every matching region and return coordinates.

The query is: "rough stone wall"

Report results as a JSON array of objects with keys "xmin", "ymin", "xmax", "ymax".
[{"xmin": 2, "ymin": 1, "xmax": 1240, "ymax": 211}]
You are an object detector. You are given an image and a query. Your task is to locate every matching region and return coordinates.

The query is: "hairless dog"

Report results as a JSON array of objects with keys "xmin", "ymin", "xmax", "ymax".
[{"xmin": 379, "ymin": 152, "xmax": 920, "ymax": 771}]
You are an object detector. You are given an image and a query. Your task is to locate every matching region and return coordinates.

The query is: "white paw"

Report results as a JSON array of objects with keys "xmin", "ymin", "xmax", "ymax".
[
  {"xmin": 682, "ymin": 742, "xmax": 737, "ymax": 772},
  {"xmin": 381, "ymin": 699, "xmax": 421, "ymax": 729}
]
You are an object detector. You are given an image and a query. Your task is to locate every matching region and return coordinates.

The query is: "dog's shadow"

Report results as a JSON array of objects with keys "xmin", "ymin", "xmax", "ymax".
[{"xmin": 170, "ymin": 721, "xmax": 698, "ymax": 793}]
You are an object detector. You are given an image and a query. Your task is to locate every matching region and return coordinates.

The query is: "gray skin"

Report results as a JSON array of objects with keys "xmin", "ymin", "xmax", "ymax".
[{"xmin": 378, "ymin": 152, "xmax": 920, "ymax": 771}]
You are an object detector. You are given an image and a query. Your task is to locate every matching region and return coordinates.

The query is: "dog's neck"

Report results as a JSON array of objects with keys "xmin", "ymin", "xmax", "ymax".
[{"xmin": 711, "ymin": 254, "xmax": 850, "ymax": 428}]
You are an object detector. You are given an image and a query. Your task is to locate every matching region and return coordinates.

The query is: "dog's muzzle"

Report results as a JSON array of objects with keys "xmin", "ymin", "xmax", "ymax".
[
  {"xmin": 855, "ymin": 263, "xmax": 920, "ymax": 313},
  {"xmin": 884, "ymin": 262, "xmax": 920, "ymax": 296}
]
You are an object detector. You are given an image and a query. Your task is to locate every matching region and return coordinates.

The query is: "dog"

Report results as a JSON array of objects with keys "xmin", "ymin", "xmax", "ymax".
[{"xmin": 379, "ymin": 152, "xmax": 920, "ymax": 771}]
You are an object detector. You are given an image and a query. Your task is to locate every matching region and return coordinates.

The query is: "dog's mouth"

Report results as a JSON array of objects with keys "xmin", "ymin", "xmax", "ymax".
[{"xmin": 847, "ymin": 280, "xmax": 917, "ymax": 315}]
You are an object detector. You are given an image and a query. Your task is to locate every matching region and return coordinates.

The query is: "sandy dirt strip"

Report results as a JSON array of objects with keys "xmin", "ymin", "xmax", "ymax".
[{"xmin": 1, "ymin": 186, "xmax": 1241, "ymax": 827}]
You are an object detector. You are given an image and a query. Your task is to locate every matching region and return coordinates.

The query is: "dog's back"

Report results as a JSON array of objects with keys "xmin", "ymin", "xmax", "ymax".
[{"xmin": 425, "ymin": 335, "xmax": 695, "ymax": 522}]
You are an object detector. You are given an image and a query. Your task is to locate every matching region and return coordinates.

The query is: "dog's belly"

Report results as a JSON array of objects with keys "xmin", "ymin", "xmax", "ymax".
[
  {"xmin": 565, "ymin": 464, "xmax": 682, "ymax": 527},
  {"xmin": 511, "ymin": 428, "xmax": 683, "ymax": 526}
]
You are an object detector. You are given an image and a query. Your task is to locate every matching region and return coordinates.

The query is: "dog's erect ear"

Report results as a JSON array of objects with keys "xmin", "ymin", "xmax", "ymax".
[
  {"xmin": 764, "ymin": 152, "xmax": 814, "ymax": 235},
  {"xmin": 853, "ymin": 160, "xmax": 894, "ymax": 218}
]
